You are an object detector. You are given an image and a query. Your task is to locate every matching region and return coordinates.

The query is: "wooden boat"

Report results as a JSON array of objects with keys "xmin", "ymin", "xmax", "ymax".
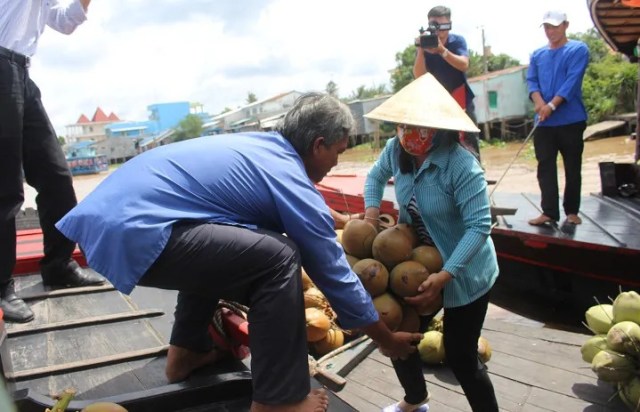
[{"xmin": 1, "ymin": 216, "xmax": 358, "ymax": 411}]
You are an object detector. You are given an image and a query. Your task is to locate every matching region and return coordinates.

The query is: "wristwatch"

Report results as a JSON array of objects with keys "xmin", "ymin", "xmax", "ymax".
[
  {"xmin": 547, "ymin": 101, "xmax": 557, "ymax": 111},
  {"xmin": 441, "ymin": 49, "xmax": 449, "ymax": 58}
]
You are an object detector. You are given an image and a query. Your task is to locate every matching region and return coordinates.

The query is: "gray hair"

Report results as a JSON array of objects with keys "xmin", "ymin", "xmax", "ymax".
[
  {"xmin": 276, "ymin": 92, "xmax": 354, "ymax": 156},
  {"xmin": 428, "ymin": 5, "xmax": 451, "ymax": 19}
]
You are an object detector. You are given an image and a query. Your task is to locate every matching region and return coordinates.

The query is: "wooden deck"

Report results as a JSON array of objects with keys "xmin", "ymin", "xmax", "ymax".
[{"xmin": 334, "ymin": 318, "xmax": 627, "ymax": 411}]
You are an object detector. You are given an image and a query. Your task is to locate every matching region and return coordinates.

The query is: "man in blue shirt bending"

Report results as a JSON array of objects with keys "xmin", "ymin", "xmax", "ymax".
[
  {"xmin": 413, "ymin": 5, "xmax": 481, "ymax": 161},
  {"xmin": 527, "ymin": 10, "xmax": 589, "ymax": 226},
  {"xmin": 56, "ymin": 93, "xmax": 422, "ymax": 412}
]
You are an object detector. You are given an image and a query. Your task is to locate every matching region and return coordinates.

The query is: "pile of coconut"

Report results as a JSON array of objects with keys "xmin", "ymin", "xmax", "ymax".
[
  {"xmin": 322, "ymin": 218, "xmax": 492, "ymax": 366},
  {"xmin": 582, "ymin": 290, "xmax": 640, "ymax": 410}
]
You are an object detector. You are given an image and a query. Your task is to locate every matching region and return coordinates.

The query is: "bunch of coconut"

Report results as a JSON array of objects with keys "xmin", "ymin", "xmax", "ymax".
[{"xmin": 581, "ymin": 290, "xmax": 640, "ymax": 410}]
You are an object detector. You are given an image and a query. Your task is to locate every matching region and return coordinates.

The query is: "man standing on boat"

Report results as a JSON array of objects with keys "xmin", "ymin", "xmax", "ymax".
[
  {"xmin": 0, "ymin": 0, "xmax": 104, "ymax": 323},
  {"xmin": 56, "ymin": 93, "xmax": 423, "ymax": 412},
  {"xmin": 527, "ymin": 10, "xmax": 589, "ymax": 227},
  {"xmin": 413, "ymin": 5, "xmax": 481, "ymax": 161}
]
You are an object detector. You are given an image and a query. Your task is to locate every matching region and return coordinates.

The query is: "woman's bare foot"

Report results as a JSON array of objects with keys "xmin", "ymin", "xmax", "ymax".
[
  {"xmin": 165, "ymin": 345, "xmax": 224, "ymax": 383},
  {"xmin": 528, "ymin": 214, "xmax": 554, "ymax": 226},
  {"xmin": 251, "ymin": 388, "xmax": 329, "ymax": 412}
]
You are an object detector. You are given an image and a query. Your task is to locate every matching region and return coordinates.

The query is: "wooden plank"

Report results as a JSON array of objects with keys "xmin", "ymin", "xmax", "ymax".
[
  {"xmin": 20, "ymin": 284, "xmax": 115, "ymax": 301},
  {"xmin": 584, "ymin": 120, "xmax": 627, "ymax": 141},
  {"xmin": 6, "ymin": 345, "xmax": 169, "ymax": 380},
  {"xmin": 7, "ymin": 309, "xmax": 164, "ymax": 337}
]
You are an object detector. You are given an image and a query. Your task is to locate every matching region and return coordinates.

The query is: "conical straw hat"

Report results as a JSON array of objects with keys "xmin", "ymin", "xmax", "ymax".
[{"xmin": 364, "ymin": 73, "xmax": 480, "ymax": 133}]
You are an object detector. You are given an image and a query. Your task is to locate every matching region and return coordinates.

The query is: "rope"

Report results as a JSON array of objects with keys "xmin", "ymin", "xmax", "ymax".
[
  {"xmin": 212, "ymin": 300, "xmax": 249, "ymax": 343},
  {"xmin": 489, "ymin": 121, "xmax": 539, "ymax": 200}
]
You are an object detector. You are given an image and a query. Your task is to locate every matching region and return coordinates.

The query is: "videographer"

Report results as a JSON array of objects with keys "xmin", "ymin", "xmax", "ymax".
[{"xmin": 413, "ymin": 5, "xmax": 481, "ymax": 161}]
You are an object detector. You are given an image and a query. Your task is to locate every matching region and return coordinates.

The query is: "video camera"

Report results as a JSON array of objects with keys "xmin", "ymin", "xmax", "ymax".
[{"xmin": 415, "ymin": 22, "xmax": 452, "ymax": 49}]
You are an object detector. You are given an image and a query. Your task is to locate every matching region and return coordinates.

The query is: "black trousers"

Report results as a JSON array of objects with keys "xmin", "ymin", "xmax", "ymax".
[
  {"xmin": 139, "ymin": 222, "xmax": 310, "ymax": 405},
  {"xmin": 0, "ymin": 48, "xmax": 77, "ymax": 286},
  {"xmin": 391, "ymin": 291, "xmax": 498, "ymax": 412},
  {"xmin": 533, "ymin": 122, "xmax": 586, "ymax": 221}
]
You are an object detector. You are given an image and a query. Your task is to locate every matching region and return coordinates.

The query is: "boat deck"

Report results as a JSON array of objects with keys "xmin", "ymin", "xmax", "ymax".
[{"xmin": 334, "ymin": 317, "xmax": 627, "ymax": 411}]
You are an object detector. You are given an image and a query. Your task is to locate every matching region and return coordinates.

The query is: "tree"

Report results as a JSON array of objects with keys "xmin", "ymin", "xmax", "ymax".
[
  {"xmin": 57, "ymin": 136, "xmax": 66, "ymax": 146},
  {"xmin": 220, "ymin": 107, "xmax": 232, "ymax": 114},
  {"xmin": 390, "ymin": 45, "xmax": 418, "ymax": 92},
  {"xmin": 246, "ymin": 92, "xmax": 258, "ymax": 104},
  {"xmin": 569, "ymin": 28, "xmax": 610, "ymax": 63},
  {"xmin": 467, "ymin": 50, "xmax": 520, "ymax": 78},
  {"xmin": 348, "ymin": 84, "xmax": 389, "ymax": 101},
  {"xmin": 173, "ymin": 114, "xmax": 204, "ymax": 142},
  {"xmin": 325, "ymin": 81, "xmax": 339, "ymax": 98}
]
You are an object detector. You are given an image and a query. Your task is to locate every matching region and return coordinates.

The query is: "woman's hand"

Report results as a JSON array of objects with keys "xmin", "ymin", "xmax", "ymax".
[
  {"xmin": 404, "ymin": 271, "xmax": 452, "ymax": 314},
  {"xmin": 364, "ymin": 207, "xmax": 381, "ymax": 231}
]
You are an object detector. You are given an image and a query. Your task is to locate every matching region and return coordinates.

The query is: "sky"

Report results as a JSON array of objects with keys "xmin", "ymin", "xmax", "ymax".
[{"xmin": 32, "ymin": 0, "xmax": 596, "ymax": 136}]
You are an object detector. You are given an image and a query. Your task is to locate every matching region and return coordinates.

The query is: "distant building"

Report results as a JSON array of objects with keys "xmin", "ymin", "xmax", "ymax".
[
  {"xmin": 348, "ymin": 95, "xmax": 391, "ymax": 136},
  {"xmin": 204, "ymin": 91, "xmax": 303, "ymax": 135},
  {"xmin": 468, "ymin": 65, "xmax": 534, "ymax": 139},
  {"xmin": 65, "ymin": 107, "xmax": 120, "ymax": 144}
]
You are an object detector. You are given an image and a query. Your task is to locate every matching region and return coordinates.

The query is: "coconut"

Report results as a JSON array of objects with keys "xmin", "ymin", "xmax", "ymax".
[
  {"xmin": 345, "ymin": 254, "xmax": 360, "ymax": 268},
  {"xmin": 313, "ymin": 327, "xmax": 345, "ymax": 356},
  {"xmin": 591, "ymin": 349, "xmax": 637, "ymax": 382},
  {"xmin": 395, "ymin": 223, "xmax": 419, "ymax": 248},
  {"xmin": 335, "ymin": 229, "xmax": 343, "ymax": 245},
  {"xmin": 411, "ymin": 245, "xmax": 443, "ymax": 273},
  {"xmin": 379, "ymin": 213, "xmax": 396, "ymax": 229},
  {"xmin": 341, "ymin": 219, "xmax": 377, "ymax": 259},
  {"xmin": 305, "ymin": 307, "xmax": 331, "ymax": 342},
  {"xmin": 585, "ymin": 304, "xmax": 614, "ymax": 334},
  {"xmin": 389, "ymin": 261, "xmax": 430, "ymax": 297},
  {"xmin": 581, "ymin": 335, "xmax": 609, "ymax": 363},
  {"xmin": 81, "ymin": 403, "xmax": 128, "ymax": 412},
  {"xmin": 301, "ymin": 268, "xmax": 314, "ymax": 291},
  {"xmin": 613, "ymin": 291, "xmax": 640, "ymax": 324},
  {"xmin": 372, "ymin": 226, "xmax": 414, "ymax": 270},
  {"xmin": 478, "ymin": 336, "xmax": 492, "ymax": 363},
  {"xmin": 418, "ymin": 330, "xmax": 445, "ymax": 364},
  {"xmin": 397, "ymin": 304, "xmax": 420, "ymax": 333},
  {"xmin": 372, "ymin": 293, "xmax": 403, "ymax": 331},
  {"xmin": 352, "ymin": 258, "xmax": 389, "ymax": 297},
  {"xmin": 607, "ymin": 321, "xmax": 640, "ymax": 356},
  {"xmin": 427, "ymin": 316, "xmax": 443, "ymax": 333},
  {"xmin": 619, "ymin": 377, "xmax": 640, "ymax": 412},
  {"xmin": 304, "ymin": 287, "xmax": 327, "ymax": 309}
]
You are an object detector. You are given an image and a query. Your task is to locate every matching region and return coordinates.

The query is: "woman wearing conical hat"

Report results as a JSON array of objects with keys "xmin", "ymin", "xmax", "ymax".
[{"xmin": 363, "ymin": 74, "xmax": 499, "ymax": 412}]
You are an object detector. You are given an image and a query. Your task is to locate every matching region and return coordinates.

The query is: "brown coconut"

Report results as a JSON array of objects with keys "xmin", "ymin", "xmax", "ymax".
[
  {"xmin": 341, "ymin": 219, "xmax": 377, "ymax": 259},
  {"xmin": 389, "ymin": 261, "xmax": 430, "ymax": 297},
  {"xmin": 395, "ymin": 223, "xmax": 419, "ymax": 248},
  {"xmin": 305, "ymin": 307, "xmax": 331, "ymax": 342},
  {"xmin": 301, "ymin": 268, "xmax": 314, "ymax": 291},
  {"xmin": 398, "ymin": 304, "xmax": 420, "ymax": 333},
  {"xmin": 372, "ymin": 226, "xmax": 413, "ymax": 270},
  {"xmin": 345, "ymin": 254, "xmax": 360, "ymax": 268},
  {"xmin": 313, "ymin": 327, "xmax": 345, "ymax": 356},
  {"xmin": 373, "ymin": 293, "xmax": 403, "ymax": 331},
  {"xmin": 411, "ymin": 245, "xmax": 443, "ymax": 273},
  {"xmin": 352, "ymin": 258, "xmax": 389, "ymax": 297}
]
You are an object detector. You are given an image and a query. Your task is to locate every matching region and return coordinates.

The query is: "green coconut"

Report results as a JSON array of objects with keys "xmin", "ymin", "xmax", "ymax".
[
  {"xmin": 418, "ymin": 330, "xmax": 445, "ymax": 364},
  {"xmin": 607, "ymin": 321, "xmax": 640, "ymax": 357},
  {"xmin": 585, "ymin": 304, "xmax": 614, "ymax": 334},
  {"xmin": 477, "ymin": 336, "xmax": 492, "ymax": 363},
  {"xmin": 618, "ymin": 377, "xmax": 640, "ymax": 412},
  {"xmin": 580, "ymin": 335, "xmax": 609, "ymax": 364},
  {"xmin": 591, "ymin": 349, "xmax": 637, "ymax": 383},
  {"xmin": 613, "ymin": 291, "xmax": 640, "ymax": 324},
  {"xmin": 427, "ymin": 316, "xmax": 443, "ymax": 333}
]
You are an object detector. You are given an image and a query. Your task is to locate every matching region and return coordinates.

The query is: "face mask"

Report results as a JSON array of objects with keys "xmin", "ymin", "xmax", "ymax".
[{"xmin": 397, "ymin": 124, "xmax": 436, "ymax": 156}]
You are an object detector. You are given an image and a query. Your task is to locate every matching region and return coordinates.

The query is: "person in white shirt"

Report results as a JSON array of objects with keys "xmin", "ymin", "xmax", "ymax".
[{"xmin": 0, "ymin": 0, "xmax": 104, "ymax": 324}]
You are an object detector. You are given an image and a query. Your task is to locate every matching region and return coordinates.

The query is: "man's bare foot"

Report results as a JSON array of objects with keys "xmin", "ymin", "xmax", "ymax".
[
  {"xmin": 251, "ymin": 388, "xmax": 329, "ymax": 412},
  {"xmin": 166, "ymin": 345, "xmax": 224, "ymax": 383},
  {"xmin": 528, "ymin": 214, "xmax": 554, "ymax": 226},
  {"xmin": 566, "ymin": 214, "xmax": 582, "ymax": 224}
]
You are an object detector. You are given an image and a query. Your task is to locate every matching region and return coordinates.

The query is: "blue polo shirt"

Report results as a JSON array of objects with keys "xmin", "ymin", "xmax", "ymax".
[
  {"xmin": 527, "ymin": 40, "xmax": 589, "ymax": 126},
  {"xmin": 56, "ymin": 132, "xmax": 378, "ymax": 329},
  {"xmin": 364, "ymin": 137, "xmax": 498, "ymax": 308},
  {"xmin": 423, "ymin": 33, "xmax": 475, "ymax": 108}
]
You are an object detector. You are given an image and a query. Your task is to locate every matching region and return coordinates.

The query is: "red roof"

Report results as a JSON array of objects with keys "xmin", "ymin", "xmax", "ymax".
[
  {"xmin": 92, "ymin": 107, "xmax": 109, "ymax": 122},
  {"xmin": 107, "ymin": 112, "xmax": 120, "ymax": 121},
  {"xmin": 76, "ymin": 114, "xmax": 90, "ymax": 124}
]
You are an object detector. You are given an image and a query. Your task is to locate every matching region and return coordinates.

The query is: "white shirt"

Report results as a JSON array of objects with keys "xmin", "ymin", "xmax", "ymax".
[{"xmin": 0, "ymin": 0, "xmax": 87, "ymax": 56}]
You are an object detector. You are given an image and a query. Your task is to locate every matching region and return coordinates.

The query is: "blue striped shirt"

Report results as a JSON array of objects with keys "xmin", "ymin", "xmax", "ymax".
[
  {"xmin": 364, "ymin": 138, "xmax": 498, "ymax": 308},
  {"xmin": 56, "ymin": 132, "xmax": 378, "ymax": 330}
]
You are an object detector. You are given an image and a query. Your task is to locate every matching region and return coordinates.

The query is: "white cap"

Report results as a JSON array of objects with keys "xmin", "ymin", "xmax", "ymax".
[{"xmin": 541, "ymin": 10, "xmax": 567, "ymax": 26}]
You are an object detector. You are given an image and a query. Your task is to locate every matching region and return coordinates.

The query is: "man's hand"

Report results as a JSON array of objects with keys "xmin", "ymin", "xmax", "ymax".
[
  {"xmin": 535, "ymin": 103, "xmax": 553, "ymax": 123},
  {"xmin": 377, "ymin": 331, "xmax": 423, "ymax": 360},
  {"xmin": 405, "ymin": 271, "xmax": 451, "ymax": 314},
  {"xmin": 424, "ymin": 37, "xmax": 445, "ymax": 55}
]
